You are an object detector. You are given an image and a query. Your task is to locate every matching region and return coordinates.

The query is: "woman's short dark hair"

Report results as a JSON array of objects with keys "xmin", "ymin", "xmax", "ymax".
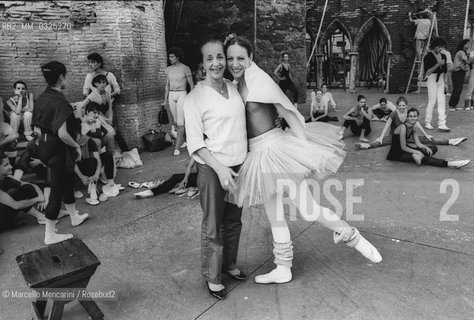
[
  {"xmin": 168, "ymin": 47, "xmax": 184, "ymax": 61},
  {"xmin": 87, "ymin": 53, "xmax": 104, "ymax": 68},
  {"xmin": 379, "ymin": 98, "xmax": 387, "ymax": 104},
  {"xmin": 13, "ymin": 80, "xmax": 27, "ymax": 89},
  {"xmin": 85, "ymin": 102, "xmax": 100, "ymax": 114},
  {"xmin": 92, "ymin": 74, "xmax": 108, "ymax": 87},
  {"xmin": 357, "ymin": 94, "xmax": 366, "ymax": 102},
  {"xmin": 199, "ymin": 39, "xmax": 224, "ymax": 62},
  {"xmin": 407, "ymin": 107, "xmax": 419, "ymax": 116},
  {"xmin": 456, "ymin": 39, "xmax": 470, "ymax": 53},
  {"xmin": 430, "ymin": 37, "xmax": 446, "ymax": 49},
  {"xmin": 281, "ymin": 52, "xmax": 289, "ymax": 58},
  {"xmin": 41, "ymin": 61, "xmax": 67, "ymax": 86},
  {"xmin": 224, "ymin": 34, "xmax": 253, "ymax": 57}
]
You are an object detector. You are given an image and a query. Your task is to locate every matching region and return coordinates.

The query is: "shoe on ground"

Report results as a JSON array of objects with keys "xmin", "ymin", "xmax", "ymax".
[
  {"xmin": 448, "ymin": 159, "xmax": 471, "ymax": 168},
  {"xmin": 180, "ymin": 142, "xmax": 187, "ymax": 149},
  {"xmin": 135, "ymin": 190, "xmax": 154, "ymax": 199},
  {"xmin": 187, "ymin": 187, "xmax": 199, "ymax": 198},
  {"xmin": 438, "ymin": 125, "xmax": 451, "ymax": 131},
  {"xmin": 449, "ymin": 137, "xmax": 467, "ymax": 146},
  {"xmin": 173, "ymin": 149, "xmax": 180, "ymax": 156},
  {"xmin": 255, "ymin": 265, "xmax": 292, "ymax": 284},
  {"xmin": 465, "ymin": 107, "xmax": 472, "ymax": 110},
  {"xmin": 99, "ymin": 193, "xmax": 108, "ymax": 202},
  {"xmin": 424, "ymin": 123, "xmax": 434, "ymax": 130},
  {"xmin": 74, "ymin": 191, "xmax": 84, "ymax": 199},
  {"xmin": 174, "ymin": 188, "xmax": 187, "ymax": 195},
  {"xmin": 207, "ymin": 283, "xmax": 226, "ymax": 300},
  {"xmin": 85, "ymin": 198, "xmax": 100, "ymax": 206},
  {"xmin": 225, "ymin": 268, "xmax": 248, "ymax": 281},
  {"xmin": 449, "ymin": 107, "xmax": 457, "ymax": 111}
]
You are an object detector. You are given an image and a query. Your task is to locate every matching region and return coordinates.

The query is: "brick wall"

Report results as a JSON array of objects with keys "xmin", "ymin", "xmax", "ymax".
[
  {"xmin": 0, "ymin": 1, "xmax": 167, "ymax": 148},
  {"xmin": 307, "ymin": 0, "xmax": 466, "ymax": 93},
  {"xmin": 168, "ymin": 0, "xmax": 307, "ymax": 102}
]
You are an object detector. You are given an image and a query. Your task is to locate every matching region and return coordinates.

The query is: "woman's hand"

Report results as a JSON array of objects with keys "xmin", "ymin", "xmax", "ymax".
[
  {"xmin": 216, "ymin": 165, "xmax": 238, "ymax": 192},
  {"xmin": 178, "ymin": 178, "xmax": 188, "ymax": 189},
  {"xmin": 75, "ymin": 145, "xmax": 82, "ymax": 162},
  {"xmin": 424, "ymin": 146, "xmax": 433, "ymax": 156},
  {"xmin": 79, "ymin": 174, "xmax": 89, "ymax": 185}
]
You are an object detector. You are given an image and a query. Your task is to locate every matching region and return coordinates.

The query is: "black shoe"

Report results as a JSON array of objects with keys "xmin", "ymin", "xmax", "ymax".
[
  {"xmin": 207, "ymin": 286, "xmax": 226, "ymax": 300},
  {"xmin": 225, "ymin": 270, "xmax": 248, "ymax": 281}
]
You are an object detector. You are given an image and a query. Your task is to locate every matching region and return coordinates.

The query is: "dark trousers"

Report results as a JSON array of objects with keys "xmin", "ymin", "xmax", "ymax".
[
  {"xmin": 306, "ymin": 111, "xmax": 338, "ymax": 123},
  {"xmin": 449, "ymin": 70, "xmax": 466, "ymax": 108},
  {"xmin": 0, "ymin": 184, "xmax": 37, "ymax": 232},
  {"xmin": 38, "ymin": 140, "xmax": 75, "ymax": 220},
  {"xmin": 343, "ymin": 117, "xmax": 372, "ymax": 136},
  {"xmin": 76, "ymin": 152, "xmax": 114, "ymax": 179},
  {"xmin": 197, "ymin": 163, "xmax": 243, "ymax": 284},
  {"xmin": 151, "ymin": 172, "xmax": 198, "ymax": 196},
  {"xmin": 395, "ymin": 145, "xmax": 447, "ymax": 167},
  {"xmin": 279, "ymin": 80, "xmax": 299, "ymax": 103},
  {"xmin": 372, "ymin": 108, "xmax": 391, "ymax": 119}
]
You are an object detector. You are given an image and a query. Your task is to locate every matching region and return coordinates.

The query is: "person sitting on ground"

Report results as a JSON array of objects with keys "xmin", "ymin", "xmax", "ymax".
[
  {"xmin": 307, "ymin": 89, "xmax": 338, "ymax": 123},
  {"xmin": 359, "ymin": 96, "xmax": 466, "ymax": 149},
  {"xmin": 135, "ymin": 158, "xmax": 198, "ymax": 199},
  {"xmin": 0, "ymin": 153, "xmax": 49, "ymax": 231},
  {"xmin": 339, "ymin": 94, "xmax": 371, "ymax": 142},
  {"xmin": 0, "ymin": 117, "xmax": 19, "ymax": 166},
  {"xmin": 368, "ymin": 98, "xmax": 396, "ymax": 121},
  {"xmin": 83, "ymin": 53, "xmax": 121, "ymax": 100},
  {"xmin": 13, "ymin": 134, "xmax": 51, "ymax": 210},
  {"xmin": 75, "ymin": 127, "xmax": 120, "ymax": 205},
  {"xmin": 81, "ymin": 102, "xmax": 115, "ymax": 154},
  {"xmin": 387, "ymin": 108, "xmax": 470, "ymax": 168},
  {"xmin": 6, "ymin": 81, "xmax": 34, "ymax": 141},
  {"xmin": 321, "ymin": 84, "xmax": 338, "ymax": 111}
]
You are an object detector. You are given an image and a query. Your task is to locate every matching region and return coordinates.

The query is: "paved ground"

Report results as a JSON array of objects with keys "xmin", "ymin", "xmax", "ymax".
[{"xmin": 1, "ymin": 87, "xmax": 474, "ymax": 320}]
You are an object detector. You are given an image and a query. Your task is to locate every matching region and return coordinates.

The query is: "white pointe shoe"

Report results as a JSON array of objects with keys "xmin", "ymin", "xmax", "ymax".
[
  {"xmin": 447, "ymin": 159, "xmax": 471, "ymax": 169},
  {"xmin": 254, "ymin": 265, "xmax": 292, "ymax": 284},
  {"xmin": 449, "ymin": 137, "xmax": 467, "ymax": 146},
  {"xmin": 335, "ymin": 228, "xmax": 382, "ymax": 263},
  {"xmin": 70, "ymin": 213, "xmax": 89, "ymax": 227}
]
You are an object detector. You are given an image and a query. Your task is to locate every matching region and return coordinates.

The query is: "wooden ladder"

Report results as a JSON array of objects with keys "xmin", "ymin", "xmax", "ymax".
[{"xmin": 405, "ymin": 12, "xmax": 438, "ymax": 94}]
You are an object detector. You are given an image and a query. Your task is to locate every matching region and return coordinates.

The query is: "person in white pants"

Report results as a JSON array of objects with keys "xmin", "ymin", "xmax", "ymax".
[{"xmin": 423, "ymin": 37, "xmax": 450, "ymax": 131}]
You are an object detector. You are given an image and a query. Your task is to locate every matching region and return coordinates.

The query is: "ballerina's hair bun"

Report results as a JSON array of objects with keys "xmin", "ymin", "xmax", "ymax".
[{"xmin": 41, "ymin": 61, "xmax": 67, "ymax": 86}]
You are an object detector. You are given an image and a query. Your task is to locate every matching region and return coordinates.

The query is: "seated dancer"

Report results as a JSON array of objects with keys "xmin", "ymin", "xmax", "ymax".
[
  {"xmin": 369, "ymin": 98, "xmax": 396, "ymax": 121},
  {"xmin": 306, "ymin": 89, "xmax": 338, "ymax": 123},
  {"xmin": 321, "ymin": 84, "xmax": 338, "ymax": 111},
  {"xmin": 339, "ymin": 94, "xmax": 372, "ymax": 142},
  {"xmin": 0, "ymin": 153, "xmax": 48, "ymax": 231},
  {"xmin": 225, "ymin": 35, "xmax": 382, "ymax": 285},
  {"xmin": 387, "ymin": 108, "xmax": 470, "ymax": 168},
  {"xmin": 358, "ymin": 96, "xmax": 466, "ymax": 149},
  {"xmin": 13, "ymin": 135, "xmax": 51, "ymax": 210},
  {"xmin": 81, "ymin": 102, "xmax": 115, "ymax": 154},
  {"xmin": 6, "ymin": 80, "xmax": 35, "ymax": 141},
  {"xmin": 135, "ymin": 158, "xmax": 197, "ymax": 199}
]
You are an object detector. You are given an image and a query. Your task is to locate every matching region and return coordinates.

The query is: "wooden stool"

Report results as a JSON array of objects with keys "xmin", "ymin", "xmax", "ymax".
[{"xmin": 16, "ymin": 238, "xmax": 104, "ymax": 320}]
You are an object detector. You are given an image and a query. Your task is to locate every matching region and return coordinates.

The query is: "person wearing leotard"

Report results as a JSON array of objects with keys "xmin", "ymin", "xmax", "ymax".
[
  {"xmin": 274, "ymin": 52, "xmax": 299, "ymax": 106},
  {"xmin": 225, "ymin": 35, "xmax": 381, "ymax": 285},
  {"xmin": 387, "ymin": 107, "xmax": 470, "ymax": 168}
]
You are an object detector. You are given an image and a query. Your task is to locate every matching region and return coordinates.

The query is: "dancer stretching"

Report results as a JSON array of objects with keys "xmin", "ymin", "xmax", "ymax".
[
  {"xmin": 387, "ymin": 108, "xmax": 470, "ymax": 168},
  {"xmin": 225, "ymin": 35, "xmax": 382, "ymax": 284}
]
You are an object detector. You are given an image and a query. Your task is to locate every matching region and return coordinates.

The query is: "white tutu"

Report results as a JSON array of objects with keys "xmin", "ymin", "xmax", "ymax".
[{"xmin": 229, "ymin": 127, "xmax": 346, "ymax": 207}]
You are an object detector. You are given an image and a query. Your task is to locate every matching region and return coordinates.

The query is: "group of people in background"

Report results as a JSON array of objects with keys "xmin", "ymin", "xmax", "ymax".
[{"xmin": 0, "ymin": 53, "xmax": 125, "ymax": 244}]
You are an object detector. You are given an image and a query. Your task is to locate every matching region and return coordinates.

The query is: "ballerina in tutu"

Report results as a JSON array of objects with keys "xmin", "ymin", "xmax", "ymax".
[{"xmin": 224, "ymin": 35, "xmax": 382, "ymax": 284}]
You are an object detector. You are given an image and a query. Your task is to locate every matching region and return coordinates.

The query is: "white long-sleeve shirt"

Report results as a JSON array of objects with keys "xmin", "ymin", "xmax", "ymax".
[{"xmin": 184, "ymin": 80, "xmax": 247, "ymax": 166}]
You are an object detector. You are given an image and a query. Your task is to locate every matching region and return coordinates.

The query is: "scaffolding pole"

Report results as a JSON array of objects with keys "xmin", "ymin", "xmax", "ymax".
[{"xmin": 306, "ymin": 0, "xmax": 329, "ymax": 68}]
